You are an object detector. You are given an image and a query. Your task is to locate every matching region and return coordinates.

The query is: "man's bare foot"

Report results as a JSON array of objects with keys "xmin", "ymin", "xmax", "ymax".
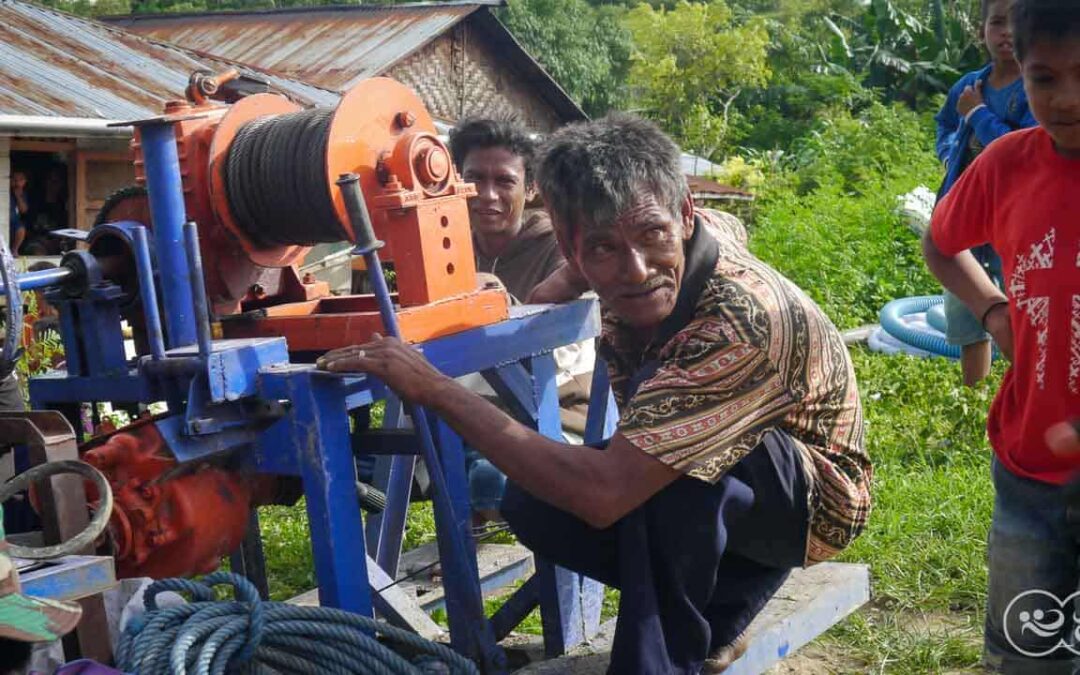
[{"xmin": 702, "ymin": 631, "xmax": 750, "ymax": 674}]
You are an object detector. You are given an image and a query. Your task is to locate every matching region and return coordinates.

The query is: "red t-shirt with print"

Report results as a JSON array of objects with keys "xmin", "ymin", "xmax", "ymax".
[{"xmin": 931, "ymin": 126, "xmax": 1080, "ymax": 485}]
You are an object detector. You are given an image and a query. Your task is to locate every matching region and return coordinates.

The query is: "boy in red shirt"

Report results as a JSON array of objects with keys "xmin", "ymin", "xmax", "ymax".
[{"xmin": 924, "ymin": 0, "xmax": 1080, "ymax": 668}]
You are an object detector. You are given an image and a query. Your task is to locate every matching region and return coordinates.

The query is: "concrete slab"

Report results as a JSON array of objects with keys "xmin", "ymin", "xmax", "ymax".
[
  {"xmin": 287, "ymin": 542, "xmax": 534, "ymax": 614},
  {"xmin": 512, "ymin": 562, "xmax": 870, "ymax": 674},
  {"xmin": 396, "ymin": 541, "xmax": 535, "ymax": 613}
]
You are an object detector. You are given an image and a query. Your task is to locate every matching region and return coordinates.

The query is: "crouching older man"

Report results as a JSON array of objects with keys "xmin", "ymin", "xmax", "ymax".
[{"xmin": 318, "ymin": 115, "xmax": 872, "ymax": 674}]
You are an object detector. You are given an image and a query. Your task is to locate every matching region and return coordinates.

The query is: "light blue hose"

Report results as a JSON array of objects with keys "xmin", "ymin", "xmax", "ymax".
[
  {"xmin": 116, "ymin": 572, "xmax": 478, "ymax": 675},
  {"xmin": 878, "ymin": 295, "xmax": 961, "ymax": 359},
  {"xmin": 925, "ymin": 303, "xmax": 947, "ymax": 334}
]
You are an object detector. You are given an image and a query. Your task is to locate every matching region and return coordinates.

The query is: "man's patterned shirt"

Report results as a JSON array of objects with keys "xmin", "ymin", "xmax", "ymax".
[{"xmin": 600, "ymin": 209, "xmax": 872, "ymax": 564}]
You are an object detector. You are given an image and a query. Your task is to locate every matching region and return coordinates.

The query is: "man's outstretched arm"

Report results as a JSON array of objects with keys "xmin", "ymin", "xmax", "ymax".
[{"xmin": 318, "ymin": 336, "xmax": 679, "ymax": 529}]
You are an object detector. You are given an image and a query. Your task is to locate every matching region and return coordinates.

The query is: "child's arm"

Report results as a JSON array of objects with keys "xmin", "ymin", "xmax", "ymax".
[
  {"xmin": 934, "ymin": 86, "xmax": 962, "ymax": 164},
  {"xmin": 968, "ymin": 98, "xmax": 1039, "ymax": 147},
  {"xmin": 922, "ymin": 151, "xmax": 1014, "ymax": 360},
  {"xmin": 922, "ymin": 233, "xmax": 1013, "ymax": 360},
  {"xmin": 935, "ymin": 74, "xmax": 979, "ymax": 164}
]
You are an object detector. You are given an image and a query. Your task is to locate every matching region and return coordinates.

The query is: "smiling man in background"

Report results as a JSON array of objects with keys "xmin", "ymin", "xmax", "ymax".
[{"xmin": 449, "ymin": 117, "xmax": 565, "ymax": 303}]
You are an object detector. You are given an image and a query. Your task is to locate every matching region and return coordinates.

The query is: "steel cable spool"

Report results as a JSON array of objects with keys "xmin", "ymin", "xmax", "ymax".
[{"xmin": 224, "ymin": 108, "xmax": 347, "ymax": 247}]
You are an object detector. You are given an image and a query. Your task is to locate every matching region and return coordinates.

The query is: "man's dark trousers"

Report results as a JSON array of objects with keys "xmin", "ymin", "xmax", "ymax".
[{"xmin": 502, "ymin": 430, "xmax": 810, "ymax": 675}]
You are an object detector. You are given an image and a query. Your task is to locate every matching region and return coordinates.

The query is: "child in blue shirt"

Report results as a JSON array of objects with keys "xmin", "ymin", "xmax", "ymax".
[{"xmin": 934, "ymin": 0, "xmax": 1037, "ymax": 387}]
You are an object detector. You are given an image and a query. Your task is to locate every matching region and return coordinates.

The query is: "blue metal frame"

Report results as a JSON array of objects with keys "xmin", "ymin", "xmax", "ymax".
[{"xmin": 24, "ymin": 117, "xmax": 620, "ymax": 675}]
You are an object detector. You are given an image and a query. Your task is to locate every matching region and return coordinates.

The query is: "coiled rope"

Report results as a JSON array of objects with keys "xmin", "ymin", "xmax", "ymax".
[
  {"xmin": 223, "ymin": 108, "xmax": 349, "ymax": 247},
  {"xmin": 116, "ymin": 572, "xmax": 478, "ymax": 675}
]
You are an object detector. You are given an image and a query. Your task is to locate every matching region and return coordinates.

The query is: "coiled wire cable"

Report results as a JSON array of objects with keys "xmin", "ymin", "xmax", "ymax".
[{"xmin": 223, "ymin": 109, "xmax": 349, "ymax": 246}]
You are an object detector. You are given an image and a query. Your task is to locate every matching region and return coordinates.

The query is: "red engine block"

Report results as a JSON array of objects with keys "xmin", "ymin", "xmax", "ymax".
[{"xmin": 82, "ymin": 421, "xmax": 258, "ymax": 579}]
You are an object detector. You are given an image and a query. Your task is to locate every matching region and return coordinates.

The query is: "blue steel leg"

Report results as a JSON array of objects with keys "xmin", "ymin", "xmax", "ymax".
[
  {"xmin": 338, "ymin": 174, "xmax": 503, "ymax": 670},
  {"xmin": 579, "ymin": 357, "xmax": 618, "ymax": 639},
  {"xmin": 131, "ymin": 226, "xmax": 165, "ymax": 361},
  {"xmin": 181, "ymin": 222, "xmax": 213, "ymax": 359},
  {"xmin": 528, "ymin": 352, "xmax": 589, "ymax": 656},
  {"xmin": 139, "ymin": 122, "xmax": 196, "ymax": 349},
  {"xmin": 584, "ymin": 357, "xmax": 619, "ymax": 445},
  {"xmin": 367, "ymin": 395, "xmax": 417, "ymax": 577},
  {"xmin": 433, "ymin": 418, "xmax": 478, "ymax": 554},
  {"xmin": 429, "ymin": 416, "xmax": 505, "ymax": 671},
  {"xmin": 288, "ymin": 373, "xmax": 373, "ymax": 616},
  {"xmin": 365, "ymin": 455, "xmax": 393, "ymax": 552}
]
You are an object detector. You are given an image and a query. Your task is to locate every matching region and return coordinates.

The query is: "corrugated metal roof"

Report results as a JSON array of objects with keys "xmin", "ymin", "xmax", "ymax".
[
  {"xmin": 686, "ymin": 175, "xmax": 754, "ymax": 200},
  {"xmin": 0, "ymin": 0, "xmax": 338, "ymax": 119},
  {"xmin": 110, "ymin": 3, "xmax": 484, "ymax": 94}
]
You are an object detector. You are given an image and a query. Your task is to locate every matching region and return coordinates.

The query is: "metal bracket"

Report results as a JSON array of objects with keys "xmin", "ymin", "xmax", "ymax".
[{"xmin": 0, "ymin": 412, "xmax": 113, "ymax": 663}]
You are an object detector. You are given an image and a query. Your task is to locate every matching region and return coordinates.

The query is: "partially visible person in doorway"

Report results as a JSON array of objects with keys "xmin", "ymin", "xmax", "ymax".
[
  {"xmin": 25, "ymin": 166, "xmax": 69, "ymax": 255},
  {"xmin": 8, "ymin": 171, "xmax": 28, "ymax": 256}
]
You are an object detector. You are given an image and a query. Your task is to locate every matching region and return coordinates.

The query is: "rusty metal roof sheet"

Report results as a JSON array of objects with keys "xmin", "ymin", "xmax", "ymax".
[
  {"xmin": 106, "ymin": 2, "xmax": 586, "ymax": 122},
  {"xmin": 686, "ymin": 175, "xmax": 754, "ymax": 200},
  {"xmin": 0, "ymin": 0, "xmax": 338, "ymax": 119},
  {"xmin": 110, "ymin": 3, "xmax": 485, "ymax": 94}
]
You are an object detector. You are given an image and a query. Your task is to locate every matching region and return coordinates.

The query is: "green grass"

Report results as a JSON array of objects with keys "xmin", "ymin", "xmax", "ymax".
[{"xmin": 810, "ymin": 348, "xmax": 1002, "ymax": 672}]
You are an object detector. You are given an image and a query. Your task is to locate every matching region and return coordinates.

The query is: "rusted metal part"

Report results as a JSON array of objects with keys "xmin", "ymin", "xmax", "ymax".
[
  {"xmin": 186, "ymin": 68, "xmax": 239, "ymax": 106},
  {"xmin": 0, "ymin": 1, "xmax": 335, "ymax": 120},
  {"xmin": 0, "ymin": 412, "xmax": 111, "ymax": 663},
  {"xmin": 81, "ymin": 421, "xmax": 258, "ymax": 579}
]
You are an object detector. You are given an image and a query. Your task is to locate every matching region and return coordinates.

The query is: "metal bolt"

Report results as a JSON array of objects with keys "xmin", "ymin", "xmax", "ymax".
[{"xmin": 395, "ymin": 111, "xmax": 417, "ymax": 129}]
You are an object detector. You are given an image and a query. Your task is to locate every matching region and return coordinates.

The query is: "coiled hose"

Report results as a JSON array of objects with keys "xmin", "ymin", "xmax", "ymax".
[
  {"xmin": 116, "ymin": 572, "xmax": 479, "ymax": 675},
  {"xmin": 925, "ymin": 302, "xmax": 947, "ymax": 334},
  {"xmin": 0, "ymin": 459, "xmax": 113, "ymax": 559},
  {"xmin": 878, "ymin": 295, "xmax": 961, "ymax": 359}
]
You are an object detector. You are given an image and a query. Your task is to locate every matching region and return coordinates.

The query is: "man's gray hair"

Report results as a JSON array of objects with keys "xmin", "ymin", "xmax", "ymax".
[{"xmin": 535, "ymin": 114, "xmax": 688, "ymax": 244}]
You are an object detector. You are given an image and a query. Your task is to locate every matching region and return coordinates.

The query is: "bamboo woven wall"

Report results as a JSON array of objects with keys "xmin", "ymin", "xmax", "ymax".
[{"xmin": 387, "ymin": 23, "xmax": 562, "ymax": 133}]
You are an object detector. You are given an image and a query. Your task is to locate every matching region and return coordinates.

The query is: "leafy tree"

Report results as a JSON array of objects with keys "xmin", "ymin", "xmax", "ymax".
[
  {"xmin": 623, "ymin": 0, "xmax": 770, "ymax": 159},
  {"xmin": 726, "ymin": 0, "xmax": 877, "ymax": 150},
  {"xmin": 819, "ymin": 0, "xmax": 983, "ymax": 107},
  {"xmin": 499, "ymin": 0, "xmax": 632, "ymax": 116},
  {"xmin": 39, "ymin": 0, "xmax": 131, "ymax": 15}
]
